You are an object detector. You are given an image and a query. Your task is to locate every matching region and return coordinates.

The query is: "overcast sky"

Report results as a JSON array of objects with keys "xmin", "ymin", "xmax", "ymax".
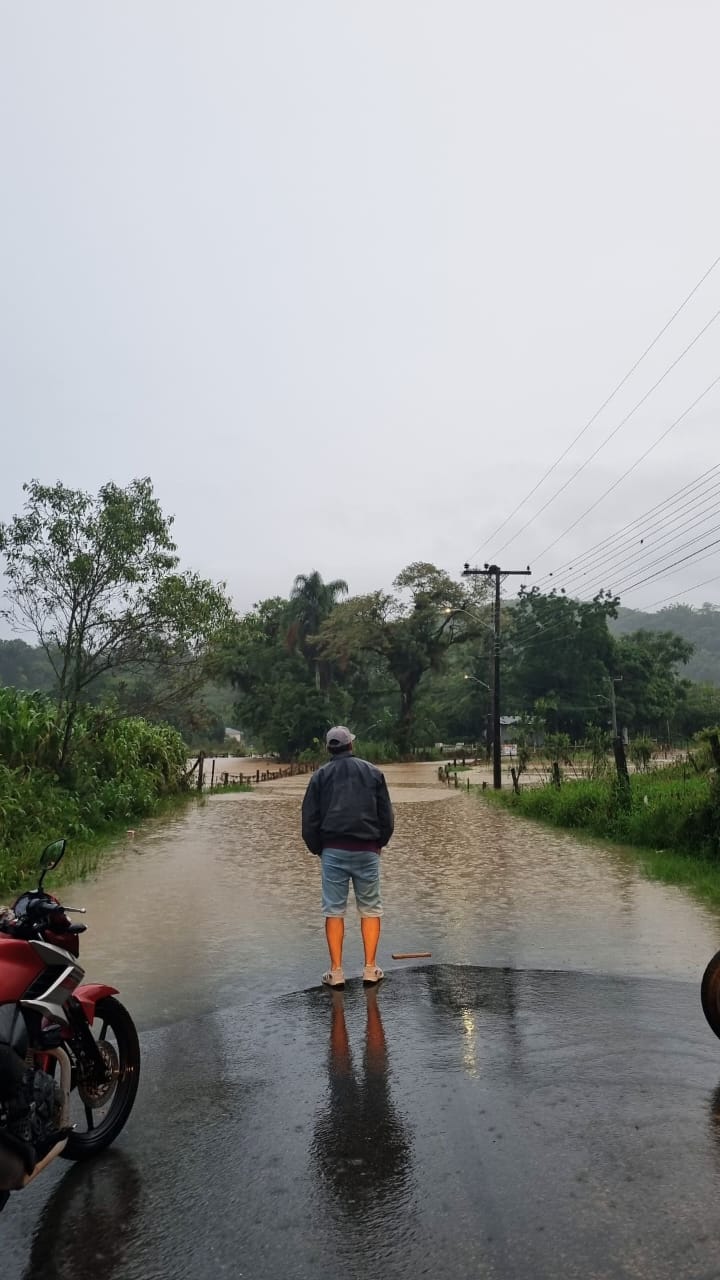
[{"xmin": 2, "ymin": 1, "xmax": 719, "ymax": 626}]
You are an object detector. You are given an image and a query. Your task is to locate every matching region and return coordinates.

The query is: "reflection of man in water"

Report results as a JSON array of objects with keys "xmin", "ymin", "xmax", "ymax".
[{"xmin": 311, "ymin": 990, "xmax": 411, "ymax": 1215}]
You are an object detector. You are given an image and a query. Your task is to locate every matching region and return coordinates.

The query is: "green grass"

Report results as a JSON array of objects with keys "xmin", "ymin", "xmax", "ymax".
[
  {"xmin": 484, "ymin": 768, "xmax": 720, "ymax": 905},
  {"xmin": 625, "ymin": 845, "xmax": 720, "ymax": 907}
]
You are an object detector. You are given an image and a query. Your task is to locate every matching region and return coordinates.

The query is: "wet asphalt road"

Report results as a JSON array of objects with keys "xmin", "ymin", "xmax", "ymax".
[{"xmin": 5, "ymin": 964, "xmax": 720, "ymax": 1280}]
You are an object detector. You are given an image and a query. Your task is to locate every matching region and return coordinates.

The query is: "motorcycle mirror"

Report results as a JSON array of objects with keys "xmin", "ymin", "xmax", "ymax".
[{"xmin": 38, "ymin": 838, "xmax": 67, "ymax": 888}]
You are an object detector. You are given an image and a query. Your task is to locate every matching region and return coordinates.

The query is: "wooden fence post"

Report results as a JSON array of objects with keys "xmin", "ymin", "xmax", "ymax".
[
  {"xmin": 613, "ymin": 737, "xmax": 630, "ymax": 795},
  {"xmin": 709, "ymin": 732, "xmax": 720, "ymax": 769},
  {"xmin": 613, "ymin": 737, "xmax": 629, "ymax": 781},
  {"xmin": 196, "ymin": 751, "xmax": 205, "ymax": 792}
]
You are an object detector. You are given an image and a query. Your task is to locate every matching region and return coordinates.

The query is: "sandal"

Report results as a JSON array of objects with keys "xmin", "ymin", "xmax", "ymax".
[
  {"xmin": 362, "ymin": 964, "xmax": 384, "ymax": 986},
  {"xmin": 322, "ymin": 968, "xmax": 345, "ymax": 989}
]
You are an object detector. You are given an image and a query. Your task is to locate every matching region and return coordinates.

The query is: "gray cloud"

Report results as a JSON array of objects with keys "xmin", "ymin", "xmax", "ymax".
[{"xmin": 1, "ymin": 1, "xmax": 718, "ymax": 623}]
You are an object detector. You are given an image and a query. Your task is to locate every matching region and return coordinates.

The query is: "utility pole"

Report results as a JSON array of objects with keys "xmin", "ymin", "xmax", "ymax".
[
  {"xmin": 607, "ymin": 675, "xmax": 621, "ymax": 738},
  {"xmin": 606, "ymin": 675, "xmax": 628, "ymax": 787},
  {"xmin": 462, "ymin": 562, "xmax": 532, "ymax": 789}
]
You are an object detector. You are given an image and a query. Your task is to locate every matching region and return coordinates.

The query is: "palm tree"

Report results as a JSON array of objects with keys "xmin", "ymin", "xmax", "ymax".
[{"xmin": 288, "ymin": 570, "xmax": 349, "ymax": 690}]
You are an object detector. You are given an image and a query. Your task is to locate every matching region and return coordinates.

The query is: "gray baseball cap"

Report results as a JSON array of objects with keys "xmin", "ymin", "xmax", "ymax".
[{"xmin": 326, "ymin": 726, "xmax": 356, "ymax": 749}]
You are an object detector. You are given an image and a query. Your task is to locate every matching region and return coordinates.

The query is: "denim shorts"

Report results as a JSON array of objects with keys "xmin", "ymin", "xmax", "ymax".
[{"xmin": 321, "ymin": 849, "xmax": 383, "ymax": 918}]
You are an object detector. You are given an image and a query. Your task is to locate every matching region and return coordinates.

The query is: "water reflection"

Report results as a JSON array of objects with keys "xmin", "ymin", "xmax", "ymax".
[
  {"xmin": 708, "ymin": 1081, "xmax": 720, "ymax": 1154},
  {"xmin": 421, "ymin": 965, "xmax": 525, "ymax": 1075},
  {"xmin": 310, "ymin": 989, "xmax": 413, "ymax": 1217},
  {"xmin": 22, "ymin": 1151, "xmax": 141, "ymax": 1280}
]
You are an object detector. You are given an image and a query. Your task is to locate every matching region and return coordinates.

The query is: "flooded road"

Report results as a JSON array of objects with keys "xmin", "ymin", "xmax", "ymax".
[
  {"xmin": 6, "ymin": 763, "xmax": 720, "ymax": 1278},
  {"xmin": 45, "ymin": 762, "xmax": 720, "ymax": 1027}
]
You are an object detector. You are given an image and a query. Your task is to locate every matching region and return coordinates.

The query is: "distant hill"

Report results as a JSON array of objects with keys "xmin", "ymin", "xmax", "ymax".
[{"xmin": 611, "ymin": 603, "xmax": 720, "ymax": 684}]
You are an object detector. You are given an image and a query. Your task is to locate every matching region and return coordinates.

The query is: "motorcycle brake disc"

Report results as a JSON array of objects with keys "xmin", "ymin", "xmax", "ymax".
[{"xmin": 77, "ymin": 1041, "xmax": 119, "ymax": 1110}]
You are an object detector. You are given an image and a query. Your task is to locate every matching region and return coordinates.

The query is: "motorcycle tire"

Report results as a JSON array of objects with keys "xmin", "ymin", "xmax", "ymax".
[
  {"xmin": 701, "ymin": 950, "xmax": 720, "ymax": 1041},
  {"xmin": 62, "ymin": 996, "xmax": 140, "ymax": 1160}
]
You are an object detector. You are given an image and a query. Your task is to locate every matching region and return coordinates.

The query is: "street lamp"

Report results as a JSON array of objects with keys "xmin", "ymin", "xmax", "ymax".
[
  {"xmin": 464, "ymin": 674, "xmax": 490, "ymax": 690},
  {"xmin": 443, "ymin": 606, "xmax": 495, "ymax": 634},
  {"xmin": 464, "ymin": 675, "xmax": 492, "ymax": 760}
]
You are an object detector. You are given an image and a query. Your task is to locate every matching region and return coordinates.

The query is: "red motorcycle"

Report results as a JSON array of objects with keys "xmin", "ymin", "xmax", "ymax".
[
  {"xmin": 702, "ymin": 949, "xmax": 720, "ymax": 1040},
  {"xmin": 0, "ymin": 839, "xmax": 140, "ymax": 1211}
]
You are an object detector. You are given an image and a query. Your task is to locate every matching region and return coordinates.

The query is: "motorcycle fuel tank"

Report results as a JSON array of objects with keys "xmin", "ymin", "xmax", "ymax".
[{"xmin": 0, "ymin": 937, "xmax": 46, "ymax": 1004}]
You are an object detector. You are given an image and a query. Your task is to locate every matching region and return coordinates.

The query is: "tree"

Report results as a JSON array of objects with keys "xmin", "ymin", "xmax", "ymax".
[
  {"xmin": 612, "ymin": 630, "xmax": 693, "ymax": 736},
  {"xmin": 316, "ymin": 563, "xmax": 490, "ymax": 753},
  {"xmin": 0, "ymin": 478, "xmax": 235, "ymax": 765},
  {"xmin": 228, "ymin": 597, "xmax": 332, "ymax": 755},
  {"xmin": 105, "ymin": 672, "xmax": 230, "ymax": 747},
  {"xmin": 674, "ymin": 682, "xmax": 720, "ymax": 738},
  {"xmin": 287, "ymin": 570, "xmax": 349, "ymax": 690},
  {"xmin": 504, "ymin": 588, "xmax": 619, "ymax": 737},
  {"xmin": 612, "ymin": 602, "xmax": 720, "ymax": 684}
]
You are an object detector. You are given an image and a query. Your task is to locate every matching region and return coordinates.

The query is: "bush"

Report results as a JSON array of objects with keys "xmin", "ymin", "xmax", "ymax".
[
  {"xmin": 0, "ymin": 690, "xmax": 190, "ymax": 894},
  {"xmin": 496, "ymin": 769, "xmax": 720, "ymax": 859},
  {"xmin": 353, "ymin": 739, "xmax": 401, "ymax": 764},
  {"xmin": 629, "ymin": 736, "xmax": 654, "ymax": 771}
]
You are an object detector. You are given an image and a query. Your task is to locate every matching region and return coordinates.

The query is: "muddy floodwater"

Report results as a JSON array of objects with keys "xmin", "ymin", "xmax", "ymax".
[
  {"xmin": 57, "ymin": 762, "xmax": 720, "ymax": 1027},
  {"xmin": 9, "ymin": 762, "xmax": 720, "ymax": 1280}
]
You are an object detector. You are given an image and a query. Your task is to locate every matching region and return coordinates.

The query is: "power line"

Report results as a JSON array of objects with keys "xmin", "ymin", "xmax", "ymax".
[
  {"xmin": 552, "ymin": 488, "xmax": 720, "ymax": 595},
  {"xmin": 507, "ymin": 533, "xmax": 720, "ymax": 642},
  {"xmin": 533, "ymin": 464, "xmax": 720, "ymax": 590},
  {"xmin": 633, "ymin": 573, "xmax": 720, "ymax": 611},
  {"xmin": 530, "ymin": 373, "xmax": 720, "ymax": 567},
  {"xmin": 508, "ymin": 626, "xmax": 594, "ymax": 654},
  {"xmin": 610, "ymin": 534, "xmax": 720, "ymax": 597},
  {"xmin": 605, "ymin": 520, "xmax": 720, "ymax": 595},
  {"xmin": 504, "ymin": 590, "xmax": 609, "ymax": 648},
  {"xmin": 505, "ymin": 535, "xmax": 720, "ymax": 633},
  {"xmin": 495, "ymin": 310, "xmax": 720, "ymax": 556},
  {"xmin": 499, "ymin": 561, "xmax": 720, "ymax": 655},
  {"xmin": 550, "ymin": 487, "xmax": 720, "ymax": 598},
  {"xmin": 507, "ymin": 599, "xmax": 617, "ymax": 651},
  {"xmin": 467, "ymin": 250, "xmax": 720, "ymax": 561}
]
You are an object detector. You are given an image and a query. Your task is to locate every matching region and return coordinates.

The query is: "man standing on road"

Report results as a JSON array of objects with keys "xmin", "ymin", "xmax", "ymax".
[{"xmin": 301, "ymin": 727, "xmax": 394, "ymax": 990}]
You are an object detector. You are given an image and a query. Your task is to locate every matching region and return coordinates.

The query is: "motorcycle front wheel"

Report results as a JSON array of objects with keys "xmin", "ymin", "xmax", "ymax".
[
  {"xmin": 701, "ymin": 950, "xmax": 720, "ymax": 1041},
  {"xmin": 62, "ymin": 996, "xmax": 141, "ymax": 1160}
]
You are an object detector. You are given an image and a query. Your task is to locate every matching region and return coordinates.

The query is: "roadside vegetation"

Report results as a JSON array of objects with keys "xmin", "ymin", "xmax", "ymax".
[
  {"xmin": 0, "ymin": 478, "xmax": 234, "ymax": 895},
  {"xmin": 0, "ymin": 686, "xmax": 191, "ymax": 894},
  {"xmin": 488, "ymin": 732, "xmax": 720, "ymax": 902}
]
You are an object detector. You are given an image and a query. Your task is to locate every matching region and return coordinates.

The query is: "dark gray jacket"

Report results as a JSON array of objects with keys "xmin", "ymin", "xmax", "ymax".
[{"xmin": 301, "ymin": 753, "xmax": 395, "ymax": 856}]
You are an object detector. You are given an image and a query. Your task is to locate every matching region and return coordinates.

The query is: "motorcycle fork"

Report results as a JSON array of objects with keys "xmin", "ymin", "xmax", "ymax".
[{"xmin": 64, "ymin": 997, "xmax": 108, "ymax": 1083}]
